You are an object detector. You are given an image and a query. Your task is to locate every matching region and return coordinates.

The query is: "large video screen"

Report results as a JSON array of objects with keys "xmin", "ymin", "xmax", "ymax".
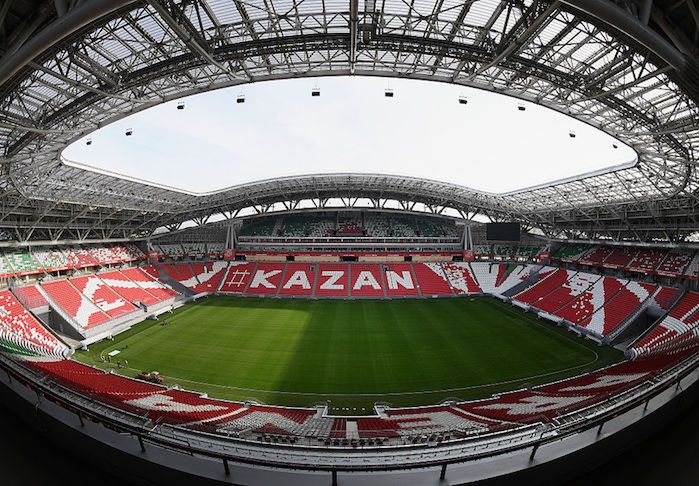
[{"xmin": 486, "ymin": 222, "xmax": 521, "ymax": 241}]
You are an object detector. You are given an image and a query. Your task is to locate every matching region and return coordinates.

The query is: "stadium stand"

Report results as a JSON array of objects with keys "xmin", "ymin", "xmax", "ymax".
[
  {"xmin": 120, "ymin": 268, "xmax": 179, "ymax": 301},
  {"xmin": 603, "ymin": 247, "xmax": 638, "ymax": 268},
  {"xmin": 470, "ymin": 263, "xmax": 537, "ymax": 295},
  {"xmin": 239, "ymin": 219, "xmax": 278, "ymax": 237},
  {"xmin": 315, "ymin": 264, "xmax": 350, "ymax": 297},
  {"xmin": 13, "ymin": 285, "xmax": 49, "ymax": 309},
  {"xmin": 245, "ymin": 262, "xmax": 285, "ymax": 295},
  {"xmin": 579, "ymin": 281, "xmax": 656, "ymax": 336},
  {"xmin": 337, "ymin": 214, "xmax": 363, "ymax": 236},
  {"xmin": 97, "ymin": 270, "xmax": 162, "ymax": 306},
  {"xmin": 442, "ymin": 262, "xmax": 481, "ymax": 294},
  {"xmin": 70, "ymin": 275, "xmax": 139, "ymax": 318},
  {"xmin": 41, "ymin": 279, "xmax": 110, "ymax": 328},
  {"xmin": 391, "ymin": 216, "xmax": 418, "ymax": 237},
  {"xmin": 33, "ymin": 247, "xmax": 70, "ymax": 271},
  {"xmin": 350, "ymin": 264, "xmax": 385, "ymax": 297},
  {"xmin": 555, "ymin": 276, "xmax": 626, "ymax": 325},
  {"xmin": 0, "ymin": 254, "xmax": 13, "ymax": 277},
  {"xmin": 648, "ymin": 286, "xmax": 682, "ymax": 310},
  {"xmin": 627, "ymin": 249, "xmax": 666, "ymax": 274},
  {"xmin": 0, "ymin": 290, "xmax": 67, "ymax": 358},
  {"xmin": 3, "ymin": 249, "xmax": 42, "ymax": 275},
  {"xmin": 474, "ymin": 245, "xmax": 492, "ymax": 256},
  {"xmin": 153, "ymin": 263, "xmax": 198, "ymax": 288},
  {"xmin": 513, "ymin": 268, "xmax": 570, "ymax": 307},
  {"xmin": 551, "ymin": 243, "xmax": 590, "ymax": 261},
  {"xmin": 189, "ymin": 262, "xmax": 228, "ymax": 293},
  {"xmin": 633, "ymin": 292, "xmax": 699, "ymax": 355},
  {"xmin": 578, "ymin": 246, "xmax": 614, "ymax": 265},
  {"xmin": 281, "ymin": 215, "xmax": 334, "ymax": 237},
  {"xmin": 219, "ymin": 262, "xmax": 257, "ymax": 293},
  {"xmin": 657, "ymin": 250, "xmax": 693, "ymax": 277},
  {"xmin": 63, "ymin": 246, "xmax": 99, "ymax": 268},
  {"xmin": 382, "ymin": 263, "xmax": 420, "ymax": 296},
  {"xmin": 412, "ymin": 263, "xmax": 452, "ymax": 295},
  {"xmin": 530, "ymin": 271, "xmax": 600, "ymax": 314},
  {"xmin": 157, "ymin": 244, "xmax": 185, "ymax": 258},
  {"xmin": 182, "ymin": 242, "xmax": 206, "ymax": 258},
  {"xmin": 207, "ymin": 242, "xmax": 225, "ymax": 257},
  {"xmin": 279, "ymin": 263, "xmax": 316, "ymax": 296}
]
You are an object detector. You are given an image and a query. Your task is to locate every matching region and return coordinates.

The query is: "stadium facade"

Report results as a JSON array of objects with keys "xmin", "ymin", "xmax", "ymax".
[{"xmin": 1, "ymin": 0, "xmax": 699, "ymax": 484}]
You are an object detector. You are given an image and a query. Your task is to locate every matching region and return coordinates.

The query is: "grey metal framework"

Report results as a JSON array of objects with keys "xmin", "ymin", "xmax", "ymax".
[{"xmin": 1, "ymin": 0, "xmax": 698, "ymax": 243}]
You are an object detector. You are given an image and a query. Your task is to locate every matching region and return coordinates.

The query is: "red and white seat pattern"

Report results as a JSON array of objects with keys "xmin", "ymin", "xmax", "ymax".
[
  {"xmin": 63, "ymin": 246, "xmax": 99, "ymax": 268},
  {"xmin": 555, "ymin": 276, "xmax": 626, "ymax": 324},
  {"xmin": 189, "ymin": 262, "xmax": 229, "ymax": 293},
  {"xmin": 383, "ymin": 263, "xmax": 420, "ymax": 296},
  {"xmin": 471, "ymin": 263, "xmax": 538, "ymax": 295},
  {"xmin": 30, "ymin": 346, "xmax": 696, "ymax": 441},
  {"xmin": 579, "ymin": 281, "xmax": 656, "ymax": 336},
  {"xmin": 647, "ymin": 286, "xmax": 681, "ymax": 310},
  {"xmin": 441, "ymin": 262, "xmax": 481, "ymax": 294},
  {"xmin": 87, "ymin": 246, "xmax": 129, "ymax": 265},
  {"xmin": 578, "ymin": 246, "xmax": 614, "ymax": 265},
  {"xmin": 13, "ymin": 285, "xmax": 49, "ymax": 309},
  {"xmin": 33, "ymin": 248, "xmax": 70, "ymax": 271},
  {"xmin": 412, "ymin": 263, "xmax": 452, "ymax": 296},
  {"xmin": 628, "ymin": 249, "xmax": 666, "ymax": 274},
  {"xmin": 120, "ymin": 268, "xmax": 179, "ymax": 301},
  {"xmin": 154, "ymin": 263, "xmax": 199, "ymax": 288},
  {"xmin": 219, "ymin": 262, "xmax": 256, "ymax": 293},
  {"xmin": 69, "ymin": 275, "xmax": 138, "ymax": 318},
  {"xmin": 633, "ymin": 292, "xmax": 699, "ymax": 355},
  {"xmin": 41, "ymin": 280, "xmax": 110, "ymax": 328},
  {"xmin": 279, "ymin": 263, "xmax": 315, "ymax": 296},
  {"xmin": 314, "ymin": 264, "xmax": 350, "ymax": 297},
  {"xmin": 97, "ymin": 270, "xmax": 161, "ymax": 306},
  {"xmin": 350, "ymin": 264, "xmax": 385, "ymax": 297},
  {"xmin": 532, "ymin": 271, "xmax": 600, "ymax": 314},
  {"xmin": 0, "ymin": 291, "xmax": 67, "ymax": 358},
  {"xmin": 245, "ymin": 262, "xmax": 285, "ymax": 295},
  {"xmin": 513, "ymin": 268, "xmax": 570, "ymax": 307},
  {"xmin": 656, "ymin": 251, "xmax": 693, "ymax": 277}
]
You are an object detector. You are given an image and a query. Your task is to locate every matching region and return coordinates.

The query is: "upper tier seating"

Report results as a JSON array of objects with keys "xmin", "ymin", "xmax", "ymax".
[
  {"xmin": 391, "ymin": 216, "xmax": 418, "ymax": 237},
  {"xmin": 279, "ymin": 263, "xmax": 315, "ymax": 296},
  {"xmin": 70, "ymin": 275, "xmax": 139, "ymax": 318},
  {"xmin": 633, "ymin": 292, "xmax": 699, "ymax": 355},
  {"xmin": 3, "ymin": 250, "xmax": 42, "ymax": 275},
  {"xmin": 190, "ymin": 262, "xmax": 228, "ymax": 293},
  {"xmin": 314, "ymin": 263, "xmax": 350, "ymax": 297},
  {"xmin": 98, "ymin": 270, "xmax": 161, "ymax": 306},
  {"xmin": 245, "ymin": 262, "xmax": 285, "ymax": 295},
  {"xmin": 120, "ymin": 268, "xmax": 179, "ymax": 301},
  {"xmin": 336, "ymin": 214, "xmax": 363, "ymax": 237},
  {"xmin": 281, "ymin": 215, "xmax": 334, "ymax": 237},
  {"xmin": 412, "ymin": 263, "xmax": 452, "ymax": 295},
  {"xmin": 655, "ymin": 251, "xmax": 693, "ymax": 277},
  {"xmin": 0, "ymin": 255, "xmax": 13, "ymax": 277},
  {"xmin": 552, "ymin": 244, "xmax": 589, "ymax": 261},
  {"xmin": 33, "ymin": 247, "xmax": 70, "ymax": 271},
  {"xmin": 628, "ymin": 249, "xmax": 666, "ymax": 274},
  {"xmin": 604, "ymin": 247, "xmax": 638, "ymax": 268},
  {"xmin": 474, "ymin": 245, "xmax": 492, "ymax": 256},
  {"xmin": 219, "ymin": 262, "xmax": 257, "ymax": 293},
  {"xmin": 492, "ymin": 245, "xmax": 517, "ymax": 258},
  {"xmin": 157, "ymin": 244, "xmax": 185, "ymax": 258},
  {"xmin": 207, "ymin": 242, "xmax": 225, "ymax": 256},
  {"xmin": 383, "ymin": 263, "xmax": 420, "ymax": 296},
  {"xmin": 41, "ymin": 279, "xmax": 110, "ymax": 328},
  {"xmin": 122, "ymin": 243, "xmax": 145, "ymax": 260},
  {"xmin": 416, "ymin": 219, "xmax": 455, "ymax": 237},
  {"xmin": 579, "ymin": 281, "xmax": 656, "ymax": 336},
  {"xmin": 578, "ymin": 246, "xmax": 614, "ymax": 265},
  {"xmin": 0, "ymin": 290, "xmax": 67, "ymax": 358},
  {"xmin": 363, "ymin": 214, "xmax": 391, "ymax": 237},
  {"xmin": 182, "ymin": 242, "xmax": 206, "ymax": 257},
  {"xmin": 350, "ymin": 264, "xmax": 385, "ymax": 297},
  {"xmin": 442, "ymin": 262, "xmax": 481, "ymax": 294},
  {"xmin": 239, "ymin": 219, "xmax": 277, "ymax": 237},
  {"xmin": 63, "ymin": 246, "xmax": 99, "ymax": 268},
  {"xmin": 86, "ymin": 245, "xmax": 131, "ymax": 265},
  {"xmin": 555, "ymin": 276, "xmax": 626, "ymax": 325}
]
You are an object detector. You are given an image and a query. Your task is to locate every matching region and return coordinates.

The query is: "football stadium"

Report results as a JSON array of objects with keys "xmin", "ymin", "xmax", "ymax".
[{"xmin": 1, "ymin": 0, "xmax": 699, "ymax": 485}]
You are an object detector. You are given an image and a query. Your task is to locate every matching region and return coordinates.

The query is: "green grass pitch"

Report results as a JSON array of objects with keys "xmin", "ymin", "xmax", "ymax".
[{"xmin": 76, "ymin": 296, "xmax": 623, "ymax": 412}]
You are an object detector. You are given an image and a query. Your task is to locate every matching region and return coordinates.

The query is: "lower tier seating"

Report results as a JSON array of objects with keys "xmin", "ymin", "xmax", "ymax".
[
  {"xmin": 350, "ymin": 264, "xmax": 385, "ymax": 297},
  {"xmin": 98, "ymin": 270, "xmax": 162, "ymax": 306},
  {"xmin": 442, "ymin": 262, "xmax": 481, "ymax": 294},
  {"xmin": 120, "ymin": 268, "xmax": 179, "ymax": 301},
  {"xmin": 383, "ymin": 263, "xmax": 420, "ymax": 296},
  {"xmin": 579, "ymin": 281, "xmax": 656, "ymax": 336},
  {"xmin": 245, "ymin": 262, "xmax": 285, "ymax": 295},
  {"xmin": 41, "ymin": 279, "xmax": 110, "ymax": 328},
  {"xmin": 412, "ymin": 263, "xmax": 452, "ymax": 296},
  {"xmin": 70, "ymin": 275, "xmax": 138, "ymax": 318},
  {"xmin": 219, "ymin": 262, "xmax": 257, "ymax": 293},
  {"xmin": 314, "ymin": 264, "xmax": 350, "ymax": 297}
]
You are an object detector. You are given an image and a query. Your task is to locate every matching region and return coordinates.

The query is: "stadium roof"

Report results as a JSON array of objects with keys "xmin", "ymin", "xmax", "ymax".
[{"xmin": 0, "ymin": 0, "xmax": 698, "ymax": 243}]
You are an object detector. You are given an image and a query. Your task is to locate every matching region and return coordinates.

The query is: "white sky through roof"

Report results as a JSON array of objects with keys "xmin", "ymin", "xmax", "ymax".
[{"xmin": 63, "ymin": 76, "xmax": 636, "ymax": 194}]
